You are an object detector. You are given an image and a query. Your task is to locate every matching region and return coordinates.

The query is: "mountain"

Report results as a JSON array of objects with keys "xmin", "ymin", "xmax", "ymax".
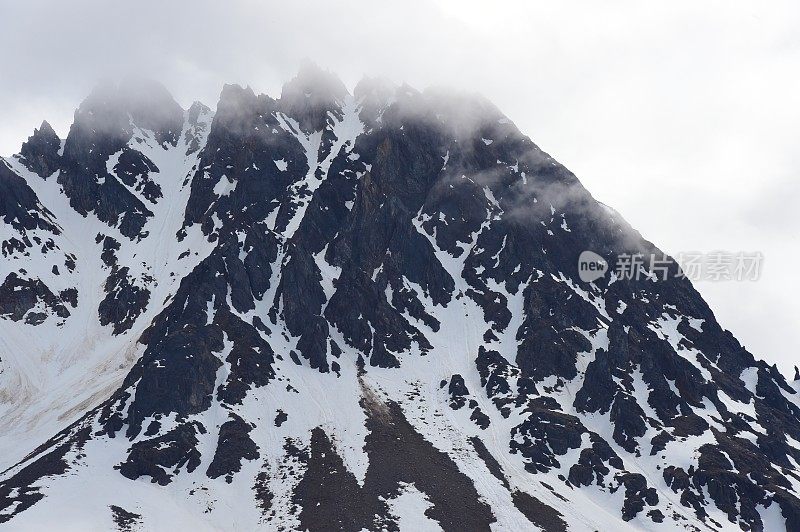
[{"xmin": 0, "ymin": 66, "xmax": 798, "ymax": 531}]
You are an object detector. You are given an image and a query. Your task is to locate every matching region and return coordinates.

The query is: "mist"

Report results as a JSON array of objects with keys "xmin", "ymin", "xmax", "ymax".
[{"xmin": 1, "ymin": 0, "xmax": 798, "ymax": 374}]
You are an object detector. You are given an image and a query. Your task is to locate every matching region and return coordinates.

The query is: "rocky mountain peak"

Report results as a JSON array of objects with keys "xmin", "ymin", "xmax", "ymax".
[
  {"xmin": 353, "ymin": 76, "xmax": 397, "ymax": 129},
  {"xmin": 0, "ymin": 72, "xmax": 799, "ymax": 531},
  {"xmin": 18, "ymin": 120, "xmax": 61, "ymax": 177},
  {"xmin": 46, "ymin": 79, "xmax": 196, "ymax": 238},
  {"xmin": 187, "ymin": 100, "xmax": 212, "ymax": 124},
  {"xmin": 63, "ymin": 78, "xmax": 184, "ymax": 158},
  {"xmin": 279, "ymin": 62, "xmax": 348, "ymax": 133}
]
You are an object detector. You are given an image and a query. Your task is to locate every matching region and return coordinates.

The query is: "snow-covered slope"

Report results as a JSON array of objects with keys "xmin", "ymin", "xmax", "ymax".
[
  {"xmin": 0, "ymin": 84, "xmax": 215, "ymax": 470},
  {"xmin": 0, "ymin": 67, "xmax": 798, "ymax": 531}
]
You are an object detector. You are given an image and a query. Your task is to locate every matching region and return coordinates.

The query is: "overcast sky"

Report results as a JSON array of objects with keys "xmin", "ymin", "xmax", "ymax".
[{"xmin": 1, "ymin": 0, "xmax": 798, "ymax": 375}]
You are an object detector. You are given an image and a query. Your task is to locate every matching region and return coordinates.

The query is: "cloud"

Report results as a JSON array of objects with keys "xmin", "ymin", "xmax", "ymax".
[{"xmin": 1, "ymin": 0, "xmax": 798, "ymax": 374}]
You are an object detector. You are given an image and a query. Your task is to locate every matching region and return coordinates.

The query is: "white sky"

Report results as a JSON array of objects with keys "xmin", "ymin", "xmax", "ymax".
[{"xmin": 1, "ymin": 0, "xmax": 798, "ymax": 374}]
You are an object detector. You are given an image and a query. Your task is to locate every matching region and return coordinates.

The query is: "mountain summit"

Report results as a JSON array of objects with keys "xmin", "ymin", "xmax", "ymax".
[{"xmin": 0, "ymin": 71, "xmax": 798, "ymax": 531}]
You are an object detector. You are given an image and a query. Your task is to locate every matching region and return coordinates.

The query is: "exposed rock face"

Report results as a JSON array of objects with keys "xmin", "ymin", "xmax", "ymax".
[
  {"xmin": 0, "ymin": 157, "xmax": 59, "ymax": 239},
  {"xmin": 19, "ymin": 121, "xmax": 61, "ymax": 178},
  {"xmin": 0, "ymin": 67, "xmax": 798, "ymax": 531},
  {"xmin": 57, "ymin": 79, "xmax": 185, "ymax": 238}
]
